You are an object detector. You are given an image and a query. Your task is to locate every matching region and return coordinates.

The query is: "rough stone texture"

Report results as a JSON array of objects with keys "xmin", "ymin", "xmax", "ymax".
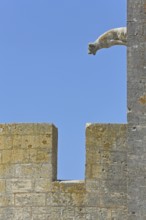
[
  {"xmin": 0, "ymin": 123, "xmax": 58, "ymax": 219},
  {"xmin": 85, "ymin": 124, "xmax": 127, "ymax": 219},
  {"xmin": 0, "ymin": 1, "xmax": 145, "ymax": 219},
  {"xmin": 0, "ymin": 123, "xmax": 127, "ymax": 219},
  {"xmin": 127, "ymin": 0, "xmax": 146, "ymax": 219}
]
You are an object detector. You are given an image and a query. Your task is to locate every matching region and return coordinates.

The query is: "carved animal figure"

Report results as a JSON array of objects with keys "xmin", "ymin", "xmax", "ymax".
[{"xmin": 88, "ymin": 27, "xmax": 127, "ymax": 55}]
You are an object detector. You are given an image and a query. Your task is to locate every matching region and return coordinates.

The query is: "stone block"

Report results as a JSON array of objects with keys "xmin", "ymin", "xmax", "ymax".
[
  {"xmin": 29, "ymin": 149, "xmax": 50, "ymax": 163},
  {"xmin": 46, "ymin": 192, "xmax": 72, "ymax": 207},
  {"xmin": 0, "ymin": 193, "xmax": 14, "ymax": 207},
  {"xmin": 0, "ymin": 180, "xmax": 6, "ymax": 193},
  {"xmin": 85, "ymin": 207, "xmax": 111, "ymax": 220},
  {"xmin": 111, "ymin": 209, "xmax": 128, "ymax": 220},
  {"xmin": 0, "ymin": 164, "xmax": 15, "ymax": 178},
  {"xmin": 100, "ymin": 192, "xmax": 127, "ymax": 208},
  {"xmin": 32, "ymin": 214, "xmax": 49, "ymax": 220},
  {"xmin": 0, "ymin": 207, "xmax": 31, "ymax": 220},
  {"xmin": 0, "ymin": 135, "xmax": 12, "ymax": 150},
  {"xmin": 34, "ymin": 179, "xmax": 51, "ymax": 192},
  {"xmin": 15, "ymin": 193, "xmax": 46, "ymax": 206},
  {"xmin": 6, "ymin": 179, "xmax": 33, "ymax": 193},
  {"xmin": 85, "ymin": 192, "xmax": 100, "ymax": 207},
  {"xmin": 13, "ymin": 164, "xmax": 34, "ymax": 178}
]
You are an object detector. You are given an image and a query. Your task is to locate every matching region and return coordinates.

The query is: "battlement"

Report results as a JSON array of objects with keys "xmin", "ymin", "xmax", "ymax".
[
  {"xmin": 0, "ymin": 123, "xmax": 127, "ymax": 219},
  {"xmin": 0, "ymin": 123, "xmax": 58, "ymax": 181}
]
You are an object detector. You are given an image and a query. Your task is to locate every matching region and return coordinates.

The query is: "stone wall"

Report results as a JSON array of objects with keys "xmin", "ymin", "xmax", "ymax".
[
  {"xmin": 85, "ymin": 124, "xmax": 127, "ymax": 219},
  {"xmin": 0, "ymin": 123, "xmax": 127, "ymax": 219},
  {"xmin": 0, "ymin": 123, "xmax": 58, "ymax": 219}
]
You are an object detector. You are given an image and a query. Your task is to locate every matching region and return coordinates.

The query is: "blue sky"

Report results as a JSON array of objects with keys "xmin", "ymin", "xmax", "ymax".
[{"xmin": 0, "ymin": 0, "xmax": 126, "ymax": 180}]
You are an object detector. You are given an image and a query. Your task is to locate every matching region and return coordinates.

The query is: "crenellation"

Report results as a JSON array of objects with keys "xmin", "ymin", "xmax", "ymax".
[{"xmin": 0, "ymin": 123, "xmax": 128, "ymax": 219}]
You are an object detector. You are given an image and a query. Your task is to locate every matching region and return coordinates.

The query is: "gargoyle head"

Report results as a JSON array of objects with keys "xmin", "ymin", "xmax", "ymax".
[{"xmin": 88, "ymin": 43, "xmax": 100, "ymax": 55}]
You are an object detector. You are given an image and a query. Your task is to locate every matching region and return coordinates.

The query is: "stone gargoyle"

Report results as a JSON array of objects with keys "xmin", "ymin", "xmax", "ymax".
[{"xmin": 88, "ymin": 27, "xmax": 127, "ymax": 55}]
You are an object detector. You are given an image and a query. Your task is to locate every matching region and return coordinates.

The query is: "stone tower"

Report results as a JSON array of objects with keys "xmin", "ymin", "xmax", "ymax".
[
  {"xmin": 127, "ymin": 0, "xmax": 146, "ymax": 218},
  {"xmin": 0, "ymin": 0, "xmax": 145, "ymax": 219}
]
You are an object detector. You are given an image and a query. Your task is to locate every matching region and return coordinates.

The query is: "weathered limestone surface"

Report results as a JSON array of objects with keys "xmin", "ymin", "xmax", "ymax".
[
  {"xmin": 127, "ymin": 0, "xmax": 146, "ymax": 219},
  {"xmin": 85, "ymin": 124, "xmax": 127, "ymax": 219},
  {"xmin": 0, "ymin": 123, "xmax": 127, "ymax": 219},
  {"xmin": 0, "ymin": 123, "xmax": 58, "ymax": 220}
]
